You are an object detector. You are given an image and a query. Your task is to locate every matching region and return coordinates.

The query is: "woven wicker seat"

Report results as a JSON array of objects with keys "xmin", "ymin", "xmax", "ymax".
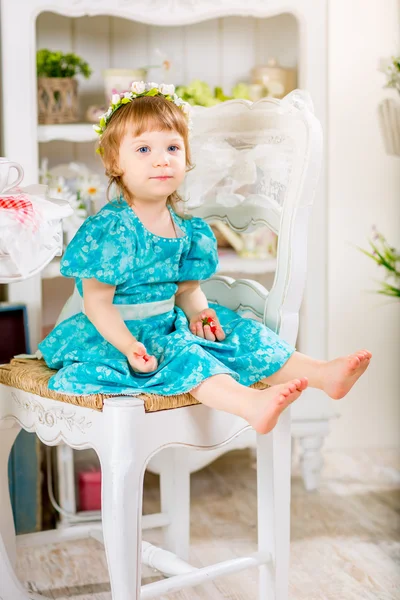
[{"xmin": 0, "ymin": 358, "xmax": 269, "ymax": 413}]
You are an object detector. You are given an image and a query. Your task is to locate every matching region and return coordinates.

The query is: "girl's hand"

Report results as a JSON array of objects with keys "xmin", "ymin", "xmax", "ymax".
[
  {"xmin": 189, "ymin": 308, "xmax": 226, "ymax": 342},
  {"xmin": 127, "ymin": 341, "xmax": 158, "ymax": 373}
]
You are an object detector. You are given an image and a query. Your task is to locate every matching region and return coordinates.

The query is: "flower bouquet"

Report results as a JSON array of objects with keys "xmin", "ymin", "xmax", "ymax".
[{"xmin": 359, "ymin": 227, "xmax": 400, "ymax": 298}]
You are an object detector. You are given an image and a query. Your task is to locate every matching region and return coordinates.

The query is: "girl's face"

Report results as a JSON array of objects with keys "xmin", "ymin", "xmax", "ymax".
[{"xmin": 118, "ymin": 128, "xmax": 186, "ymax": 203}]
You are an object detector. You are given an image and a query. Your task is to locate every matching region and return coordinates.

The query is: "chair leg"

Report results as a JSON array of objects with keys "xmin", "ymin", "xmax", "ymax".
[
  {"xmin": 98, "ymin": 399, "xmax": 148, "ymax": 600},
  {"xmin": 0, "ymin": 423, "xmax": 20, "ymax": 567},
  {"xmin": 0, "ymin": 423, "xmax": 34, "ymax": 600},
  {"xmin": 159, "ymin": 446, "xmax": 191, "ymax": 560},
  {"xmin": 257, "ymin": 409, "xmax": 291, "ymax": 600}
]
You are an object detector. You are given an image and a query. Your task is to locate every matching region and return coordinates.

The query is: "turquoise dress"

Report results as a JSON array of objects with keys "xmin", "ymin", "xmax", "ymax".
[{"xmin": 39, "ymin": 198, "xmax": 295, "ymax": 397}]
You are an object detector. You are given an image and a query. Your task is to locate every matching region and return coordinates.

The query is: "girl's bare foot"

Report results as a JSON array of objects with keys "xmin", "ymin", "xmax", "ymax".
[
  {"xmin": 322, "ymin": 350, "xmax": 372, "ymax": 399},
  {"xmin": 246, "ymin": 377, "xmax": 308, "ymax": 434}
]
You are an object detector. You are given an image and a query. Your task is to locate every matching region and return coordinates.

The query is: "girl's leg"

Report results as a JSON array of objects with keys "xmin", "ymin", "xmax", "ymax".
[
  {"xmin": 262, "ymin": 349, "xmax": 372, "ymax": 399},
  {"xmin": 190, "ymin": 374, "xmax": 308, "ymax": 435}
]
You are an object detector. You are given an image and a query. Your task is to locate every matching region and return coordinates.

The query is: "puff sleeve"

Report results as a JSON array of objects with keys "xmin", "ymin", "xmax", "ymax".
[
  {"xmin": 60, "ymin": 211, "xmax": 135, "ymax": 286},
  {"xmin": 178, "ymin": 217, "xmax": 219, "ymax": 281}
]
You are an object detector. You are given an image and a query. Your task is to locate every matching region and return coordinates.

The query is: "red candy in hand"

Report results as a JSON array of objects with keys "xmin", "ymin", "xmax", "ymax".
[{"xmin": 202, "ymin": 316, "xmax": 217, "ymax": 334}]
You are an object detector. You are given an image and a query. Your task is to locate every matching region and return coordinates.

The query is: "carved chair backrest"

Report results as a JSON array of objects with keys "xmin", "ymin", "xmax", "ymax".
[{"xmin": 185, "ymin": 92, "xmax": 323, "ymax": 344}]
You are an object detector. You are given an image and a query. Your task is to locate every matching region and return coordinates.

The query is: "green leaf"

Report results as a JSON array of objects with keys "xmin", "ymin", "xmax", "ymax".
[{"xmin": 36, "ymin": 48, "xmax": 92, "ymax": 79}]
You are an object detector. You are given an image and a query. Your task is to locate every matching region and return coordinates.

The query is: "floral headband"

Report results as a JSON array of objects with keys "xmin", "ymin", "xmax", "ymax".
[{"xmin": 93, "ymin": 81, "xmax": 192, "ymax": 139}]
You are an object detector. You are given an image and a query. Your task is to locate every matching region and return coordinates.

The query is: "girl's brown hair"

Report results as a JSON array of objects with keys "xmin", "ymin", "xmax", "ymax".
[{"xmin": 97, "ymin": 95, "xmax": 193, "ymax": 215}]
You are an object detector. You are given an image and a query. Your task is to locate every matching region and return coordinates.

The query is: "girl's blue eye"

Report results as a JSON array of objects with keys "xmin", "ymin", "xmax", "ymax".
[
  {"xmin": 168, "ymin": 145, "xmax": 179, "ymax": 152},
  {"xmin": 138, "ymin": 146, "xmax": 149, "ymax": 153}
]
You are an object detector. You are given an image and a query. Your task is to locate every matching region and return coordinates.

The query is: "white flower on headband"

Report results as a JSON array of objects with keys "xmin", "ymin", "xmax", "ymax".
[
  {"xmin": 131, "ymin": 81, "xmax": 146, "ymax": 94},
  {"xmin": 179, "ymin": 103, "xmax": 190, "ymax": 115},
  {"xmin": 93, "ymin": 81, "xmax": 192, "ymax": 141},
  {"xmin": 159, "ymin": 83, "xmax": 175, "ymax": 95}
]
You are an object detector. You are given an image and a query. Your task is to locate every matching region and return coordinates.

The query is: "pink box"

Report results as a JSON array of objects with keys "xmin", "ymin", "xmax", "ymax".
[{"xmin": 78, "ymin": 469, "xmax": 102, "ymax": 511}]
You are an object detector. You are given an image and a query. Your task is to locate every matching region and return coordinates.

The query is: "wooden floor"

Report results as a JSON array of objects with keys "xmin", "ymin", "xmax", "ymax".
[{"xmin": 16, "ymin": 447, "xmax": 400, "ymax": 599}]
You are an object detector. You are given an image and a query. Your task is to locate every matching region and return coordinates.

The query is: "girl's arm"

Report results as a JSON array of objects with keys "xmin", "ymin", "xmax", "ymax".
[
  {"xmin": 82, "ymin": 279, "xmax": 158, "ymax": 372},
  {"xmin": 175, "ymin": 281, "xmax": 225, "ymax": 341},
  {"xmin": 83, "ymin": 278, "xmax": 137, "ymax": 355},
  {"xmin": 175, "ymin": 280, "xmax": 209, "ymax": 319}
]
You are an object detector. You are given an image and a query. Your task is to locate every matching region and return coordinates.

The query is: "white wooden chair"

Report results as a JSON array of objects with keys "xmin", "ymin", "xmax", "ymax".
[{"xmin": 0, "ymin": 91, "xmax": 322, "ymax": 600}]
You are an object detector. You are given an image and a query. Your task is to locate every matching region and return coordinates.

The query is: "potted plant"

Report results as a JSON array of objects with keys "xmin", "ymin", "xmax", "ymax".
[
  {"xmin": 359, "ymin": 227, "xmax": 400, "ymax": 299},
  {"xmin": 36, "ymin": 49, "xmax": 92, "ymax": 124}
]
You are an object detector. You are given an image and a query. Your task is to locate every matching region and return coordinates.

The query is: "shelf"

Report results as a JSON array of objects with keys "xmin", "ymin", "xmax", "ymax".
[
  {"xmin": 41, "ymin": 251, "xmax": 276, "ymax": 281},
  {"xmin": 38, "ymin": 123, "xmax": 97, "ymax": 143}
]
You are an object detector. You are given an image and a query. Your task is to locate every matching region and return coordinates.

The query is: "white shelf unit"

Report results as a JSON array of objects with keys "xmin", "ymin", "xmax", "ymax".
[
  {"xmin": 1, "ymin": 0, "xmax": 333, "ymax": 506},
  {"xmin": 38, "ymin": 123, "xmax": 98, "ymax": 143}
]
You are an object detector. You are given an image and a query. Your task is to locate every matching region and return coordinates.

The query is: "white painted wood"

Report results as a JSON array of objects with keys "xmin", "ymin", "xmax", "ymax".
[
  {"xmin": 16, "ymin": 523, "xmax": 102, "ymax": 547},
  {"xmin": 56, "ymin": 444, "xmax": 77, "ymax": 525},
  {"xmin": 220, "ymin": 16, "xmax": 257, "ymax": 93},
  {"xmin": 74, "ymin": 16, "xmax": 111, "ymax": 118},
  {"xmin": 256, "ymin": 431, "xmax": 276, "ymax": 598},
  {"xmin": 110, "ymin": 17, "xmax": 149, "ymax": 71},
  {"xmin": 159, "ymin": 447, "xmax": 191, "ymax": 560},
  {"xmin": 0, "ymin": 532, "xmax": 42, "ymax": 600},
  {"xmin": 36, "ymin": 13, "xmax": 76, "ymax": 172},
  {"xmin": 37, "ymin": 123, "xmax": 98, "ymax": 142},
  {"xmin": 148, "ymin": 22, "xmax": 186, "ymax": 86},
  {"xmin": 97, "ymin": 398, "xmax": 146, "ymax": 599},
  {"xmin": 218, "ymin": 252, "xmax": 277, "ymax": 274},
  {"xmin": 141, "ymin": 553, "xmax": 270, "ymax": 600},
  {"xmin": 255, "ymin": 13, "xmax": 299, "ymax": 68},
  {"xmin": 183, "ymin": 19, "xmax": 221, "ymax": 89},
  {"xmin": 141, "ymin": 540, "xmax": 198, "ymax": 577},
  {"xmin": 0, "ymin": 423, "xmax": 20, "ymax": 568},
  {"xmin": 36, "ymin": 11, "xmax": 72, "ymax": 52},
  {"xmin": 298, "ymin": 428, "xmax": 329, "ymax": 492}
]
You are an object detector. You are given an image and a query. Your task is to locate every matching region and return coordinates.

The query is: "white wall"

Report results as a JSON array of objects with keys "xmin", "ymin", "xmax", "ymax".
[{"xmin": 326, "ymin": 0, "xmax": 400, "ymax": 448}]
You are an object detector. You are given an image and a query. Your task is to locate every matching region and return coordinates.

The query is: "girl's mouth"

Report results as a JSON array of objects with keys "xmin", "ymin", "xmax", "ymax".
[{"xmin": 151, "ymin": 176, "xmax": 172, "ymax": 181}]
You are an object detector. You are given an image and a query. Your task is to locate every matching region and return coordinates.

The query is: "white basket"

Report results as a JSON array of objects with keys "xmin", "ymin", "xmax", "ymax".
[{"xmin": 377, "ymin": 98, "xmax": 400, "ymax": 157}]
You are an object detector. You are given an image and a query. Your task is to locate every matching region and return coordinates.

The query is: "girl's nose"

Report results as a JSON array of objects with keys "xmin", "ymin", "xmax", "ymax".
[{"xmin": 153, "ymin": 152, "xmax": 170, "ymax": 167}]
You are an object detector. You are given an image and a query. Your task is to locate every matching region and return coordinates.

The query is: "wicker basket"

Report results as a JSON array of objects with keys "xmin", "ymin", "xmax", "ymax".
[{"xmin": 37, "ymin": 77, "xmax": 79, "ymax": 124}]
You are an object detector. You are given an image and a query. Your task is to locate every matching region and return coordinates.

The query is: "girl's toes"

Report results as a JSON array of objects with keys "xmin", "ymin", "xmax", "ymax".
[
  {"xmin": 349, "ymin": 355, "xmax": 361, "ymax": 370},
  {"xmin": 299, "ymin": 377, "xmax": 308, "ymax": 390}
]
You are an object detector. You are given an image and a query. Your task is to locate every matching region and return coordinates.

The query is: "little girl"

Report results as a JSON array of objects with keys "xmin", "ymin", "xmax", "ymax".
[{"xmin": 39, "ymin": 82, "xmax": 371, "ymax": 435}]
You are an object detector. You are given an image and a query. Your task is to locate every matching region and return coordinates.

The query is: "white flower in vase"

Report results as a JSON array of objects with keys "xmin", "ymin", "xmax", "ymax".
[
  {"xmin": 76, "ymin": 174, "xmax": 104, "ymax": 215},
  {"xmin": 39, "ymin": 157, "xmax": 51, "ymax": 186},
  {"xmin": 48, "ymin": 177, "xmax": 74, "ymax": 201}
]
